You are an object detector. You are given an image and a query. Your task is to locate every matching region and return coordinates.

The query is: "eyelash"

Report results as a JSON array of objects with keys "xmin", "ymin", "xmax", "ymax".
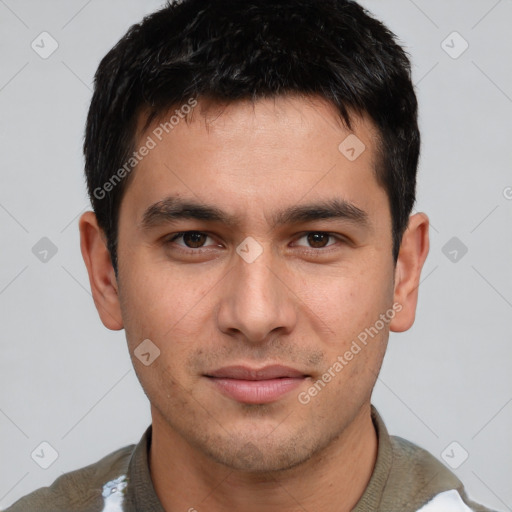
[{"xmin": 165, "ymin": 231, "xmax": 345, "ymax": 254}]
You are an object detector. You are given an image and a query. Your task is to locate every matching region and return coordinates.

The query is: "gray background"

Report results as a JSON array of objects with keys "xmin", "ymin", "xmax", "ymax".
[{"xmin": 0, "ymin": 0, "xmax": 511, "ymax": 510}]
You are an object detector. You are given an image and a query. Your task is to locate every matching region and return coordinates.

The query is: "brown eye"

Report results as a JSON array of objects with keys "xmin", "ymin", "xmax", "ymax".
[
  {"xmin": 306, "ymin": 232, "xmax": 331, "ymax": 248},
  {"xmin": 181, "ymin": 231, "xmax": 208, "ymax": 248},
  {"xmin": 294, "ymin": 232, "xmax": 338, "ymax": 249}
]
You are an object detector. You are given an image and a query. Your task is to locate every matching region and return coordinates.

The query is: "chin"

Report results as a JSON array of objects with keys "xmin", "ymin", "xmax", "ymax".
[{"xmin": 194, "ymin": 427, "xmax": 321, "ymax": 473}]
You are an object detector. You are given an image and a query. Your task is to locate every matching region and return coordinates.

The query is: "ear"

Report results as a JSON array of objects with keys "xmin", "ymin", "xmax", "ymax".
[
  {"xmin": 79, "ymin": 211, "xmax": 123, "ymax": 330},
  {"xmin": 390, "ymin": 212, "xmax": 430, "ymax": 333}
]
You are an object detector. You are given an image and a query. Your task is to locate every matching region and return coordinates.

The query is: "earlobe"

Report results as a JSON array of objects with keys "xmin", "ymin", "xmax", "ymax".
[
  {"xmin": 79, "ymin": 211, "xmax": 124, "ymax": 331},
  {"xmin": 390, "ymin": 213, "xmax": 430, "ymax": 333}
]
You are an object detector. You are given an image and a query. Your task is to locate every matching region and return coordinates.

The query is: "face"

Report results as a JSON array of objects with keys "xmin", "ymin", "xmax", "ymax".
[{"xmin": 98, "ymin": 95, "xmax": 408, "ymax": 471}]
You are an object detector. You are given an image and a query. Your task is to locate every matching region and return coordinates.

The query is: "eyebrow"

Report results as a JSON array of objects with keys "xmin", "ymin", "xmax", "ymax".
[{"xmin": 140, "ymin": 196, "xmax": 369, "ymax": 231}]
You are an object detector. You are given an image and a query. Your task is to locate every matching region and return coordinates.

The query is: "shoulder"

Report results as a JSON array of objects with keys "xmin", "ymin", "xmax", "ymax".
[
  {"xmin": 387, "ymin": 435, "xmax": 497, "ymax": 512},
  {"xmin": 3, "ymin": 443, "xmax": 135, "ymax": 512},
  {"xmin": 389, "ymin": 434, "xmax": 461, "ymax": 489}
]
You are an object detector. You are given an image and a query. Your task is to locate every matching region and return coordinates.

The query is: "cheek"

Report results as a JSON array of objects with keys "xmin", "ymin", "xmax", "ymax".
[
  {"xmin": 120, "ymin": 274, "xmax": 200, "ymax": 400},
  {"xmin": 297, "ymin": 263, "xmax": 392, "ymax": 344},
  {"xmin": 120, "ymin": 261, "xmax": 191, "ymax": 326},
  {"xmin": 119, "ymin": 262, "xmax": 218, "ymax": 367}
]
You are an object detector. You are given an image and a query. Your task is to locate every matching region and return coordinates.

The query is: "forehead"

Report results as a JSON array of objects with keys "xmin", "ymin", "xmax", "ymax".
[
  {"xmin": 120, "ymin": 94, "xmax": 386, "ymax": 230},
  {"xmin": 136, "ymin": 94, "xmax": 380, "ymax": 167}
]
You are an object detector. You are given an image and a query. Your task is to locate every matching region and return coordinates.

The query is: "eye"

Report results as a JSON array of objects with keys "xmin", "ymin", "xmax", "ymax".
[
  {"xmin": 166, "ymin": 231, "xmax": 219, "ymax": 249},
  {"xmin": 294, "ymin": 232, "xmax": 340, "ymax": 249}
]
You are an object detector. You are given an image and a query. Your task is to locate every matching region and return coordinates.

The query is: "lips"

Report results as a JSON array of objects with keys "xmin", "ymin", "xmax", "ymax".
[{"xmin": 205, "ymin": 365, "xmax": 308, "ymax": 404}]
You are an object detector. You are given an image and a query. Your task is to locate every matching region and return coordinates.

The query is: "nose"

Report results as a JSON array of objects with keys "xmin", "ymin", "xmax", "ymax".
[{"xmin": 216, "ymin": 244, "xmax": 298, "ymax": 344}]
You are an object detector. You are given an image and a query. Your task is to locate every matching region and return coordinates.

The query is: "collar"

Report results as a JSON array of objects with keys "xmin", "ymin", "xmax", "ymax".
[
  {"xmin": 124, "ymin": 423, "xmax": 165, "ymax": 512},
  {"xmin": 124, "ymin": 405, "xmax": 393, "ymax": 511},
  {"xmin": 352, "ymin": 405, "xmax": 394, "ymax": 511}
]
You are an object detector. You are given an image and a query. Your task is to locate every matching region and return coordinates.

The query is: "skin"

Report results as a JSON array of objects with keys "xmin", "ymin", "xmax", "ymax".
[{"xmin": 79, "ymin": 94, "xmax": 429, "ymax": 512}]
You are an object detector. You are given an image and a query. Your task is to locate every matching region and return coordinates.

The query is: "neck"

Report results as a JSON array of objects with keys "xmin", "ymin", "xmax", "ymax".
[{"xmin": 149, "ymin": 403, "xmax": 378, "ymax": 512}]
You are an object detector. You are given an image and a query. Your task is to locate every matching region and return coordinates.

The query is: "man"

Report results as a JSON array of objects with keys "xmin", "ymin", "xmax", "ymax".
[{"xmin": 4, "ymin": 0, "xmax": 497, "ymax": 511}]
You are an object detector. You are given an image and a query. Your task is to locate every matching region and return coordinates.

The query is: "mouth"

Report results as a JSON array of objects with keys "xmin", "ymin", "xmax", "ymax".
[{"xmin": 204, "ymin": 365, "xmax": 309, "ymax": 404}]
